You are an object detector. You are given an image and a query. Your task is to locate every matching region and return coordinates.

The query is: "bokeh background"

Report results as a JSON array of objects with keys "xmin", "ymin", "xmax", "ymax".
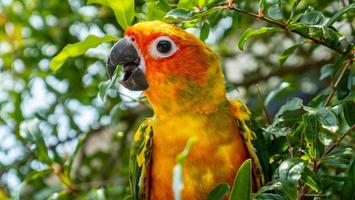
[{"xmin": 0, "ymin": 0, "xmax": 354, "ymax": 199}]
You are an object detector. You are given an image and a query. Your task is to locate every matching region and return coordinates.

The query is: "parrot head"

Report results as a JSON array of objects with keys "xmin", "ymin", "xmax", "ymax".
[{"xmin": 107, "ymin": 21, "xmax": 225, "ymax": 114}]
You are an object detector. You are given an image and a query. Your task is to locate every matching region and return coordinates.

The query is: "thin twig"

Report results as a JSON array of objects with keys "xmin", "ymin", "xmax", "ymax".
[
  {"xmin": 324, "ymin": 60, "xmax": 352, "ymax": 107},
  {"xmin": 256, "ymin": 85, "xmax": 271, "ymax": 124},
  {"xmin": 226, "ymin": 6, "xmax": 345, "ymax": 54},
  {"xmin": 322, "ymin": 124, "xmax": 355, "ymax": 159}
]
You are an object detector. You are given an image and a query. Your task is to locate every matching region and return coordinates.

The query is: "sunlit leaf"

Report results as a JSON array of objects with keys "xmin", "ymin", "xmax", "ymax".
[
  {"xmin": 88, "ymin": 0, "xmax": 108, "ymax": 6},
  {"xmin": 146, "ymin": 0, "xmax": 166, "ymax": 20},
  {"xmin": 230, "ymin": 159, "xmax": 252, "ymax": 200},
  {"xmin": 155, "ymin": 0, "xmax": 171, "ymax": 12},
  {"xmin": 50, "ymin": 34, "xmax": 119, "ymax": 71},
  {"xmin": 177, "ymin": 0, "xmax": 197, "ymax": 10},
  {"xmin": 89, "ymin": 0, "xmax": 135, "ymax": 29},
  {"xmin": 238, "ymin": 27, "xmax": 281, "ymax": 50}
]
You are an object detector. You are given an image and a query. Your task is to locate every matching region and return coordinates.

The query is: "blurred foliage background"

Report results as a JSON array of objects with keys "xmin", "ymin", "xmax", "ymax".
[{"xmin": 0, "ymin": 0, "xmax": 354, "ymax": 199}]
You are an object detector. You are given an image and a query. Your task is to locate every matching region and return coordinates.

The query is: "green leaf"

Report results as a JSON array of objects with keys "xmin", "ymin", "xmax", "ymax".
[
  {"xmin": 155, "ymin": 0, "xmax": 171, "ymax": 12},
  {"xmin": 200, "ymin": 22, "xmax": 210, "ymax": 41},
  {"xmin": 303, "ymin": 114, "xmax": 321, "ymax": 159},
  {"xmin": 50, "ymin": 34, "xmax": 119, "ymax": 71},
  {"xmin": 207, "ymin": 183, "xmax": 230, "ymax": 200},
  {"xmin": 322, "ymin": 26, "xmax": 341, "ymax": 44},
  {"xmin": 20, "ymin": 119, "xmax": 52, "ymax": 164},
  {"xmin": 265, "ymin": 82, "xmax": 290, "ymax": 106},
  {"xmin": 198, "ymin": 0, "xmax": 207, "ymax": 8},
  {"xmin": 276, "ymin": 97, "xmax": 303, "ymax": 116},
  {"xmin": 326, "ymin": 3, "xmax": 355, "ymax": 26},
  {"xmin": 98, "ymin": 66, "xmax": 121, "ymax": 102},
  {"xmin": 343, "ymin": 101, "xmax": 355, "ymax": 126},
  {"xmin": 278, "ymin": 43, "xmax": 303, "ymax": 64},
  {"xmin": 317, "ymin": 108, "xmax": 338, "ymax": 133},
  {"xmin": 277, "ymin": 159, "xmax": 305, "ymax": 200},
  {"xmin": 267, "ymin": 4, "xmax": 283, "ymax": 20},
  {"xmin": 177, "ymin": 0, "xmax": 197, "ymax": 10},
  {"xmin": 318, "ymin": 131, "xmax": 335, "ymax": 146},
  {"xmin": 15, "ymin": 169, "xmax": 53, "ymax": 200},
  {"xmin": 230, "ymin": 159, "xmax": 252, "ymax": 200},
  {"xmin": 164, "ymin": 8, "xmax": 193, "ymax": 22},
  {"xmin": 337, "ymin": 69, "xmax": 352, "ymax": 100},
  {"xmin": 109, "ymin": 0, "xmax": 135, "ymax": 29},
  {"xmin": 173, "ymin": 137, "xmax": 197, "ymax": 200},
  {"xmin": 238, "ymin": 27, "xmax": 281, "ymax": 50},
  {"xmin": 273, "ymin": 98, "xmax": 304, "ymax": 127},
  {"xmin": 24, "ymin": 169, "xmax": 53, "ymax": 184},
  {"xmin": 90, "ymin": 0, "xmax": 135, "ymax": 29},
  {"xmin": 88, "ymin": 0, "xmax": 108, "ymax": 6},
  {"xmin": 301, "ymin": 168, "xmax": 322, "ymax": 192},
  {"xmin": 341, "ymin": 159, "xmax": 355, "ymax": 200},
  {"xmin": 289, "ymin": 0, "xmax": 301, "ymax": 21},
  {"xmin": 300, "ymin": 11, "xmax": 325, "ymax": 25},
  {"xmin": 320, "ymin": 64, "xmax": 334, "ymax": 80},
  {"xmin": 146, "ymin": 0, "xmax": 166, "ymax": 20}
]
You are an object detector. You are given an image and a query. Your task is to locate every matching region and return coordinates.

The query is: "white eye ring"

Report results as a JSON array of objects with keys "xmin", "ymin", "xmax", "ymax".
[{"xmin": 149, "ymin": 36, "xmax": 178, "ymax": 58}]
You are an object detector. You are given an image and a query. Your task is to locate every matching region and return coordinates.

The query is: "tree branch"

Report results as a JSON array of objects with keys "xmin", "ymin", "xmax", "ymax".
[
  {"xmin": 233, "ymin": 59, "xmax": 333, "ymax": 87},
  {"xmin": 226, "ymin": 6, "xmax": 345, "ymax": 54},
  {"xmin": 324, "ymin": 59, "xmax": 352, "ymax": 106}
]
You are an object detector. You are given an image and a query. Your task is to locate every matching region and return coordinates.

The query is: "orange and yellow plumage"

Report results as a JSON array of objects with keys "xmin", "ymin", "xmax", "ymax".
[{"xmin": 120, "ymin": 21, "xmax": 263, "ymax": 200}]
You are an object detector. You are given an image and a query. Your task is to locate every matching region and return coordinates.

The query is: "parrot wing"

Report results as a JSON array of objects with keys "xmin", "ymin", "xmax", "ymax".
[
  {"xmin": 129, "ymin": 118, "xmax": 153, "ymax": 200},
  {"xmin": 229, "ymin": 99, "xmax": 265, "ymax": 189}
]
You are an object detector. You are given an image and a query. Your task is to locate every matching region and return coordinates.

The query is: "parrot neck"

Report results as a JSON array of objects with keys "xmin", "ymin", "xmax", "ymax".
[{"xmin": 144, "ymin": 67, "xmax": 227, "ymax": 118}]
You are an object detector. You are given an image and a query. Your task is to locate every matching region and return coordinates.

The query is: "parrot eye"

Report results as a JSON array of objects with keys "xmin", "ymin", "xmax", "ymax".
[
  {"xmin": 149, "ymin": 36, "xmax": 178, "ymax": 58},
  {"xmin": 157, "ymin": 40, "xmax": 171, "ymax": 53}
]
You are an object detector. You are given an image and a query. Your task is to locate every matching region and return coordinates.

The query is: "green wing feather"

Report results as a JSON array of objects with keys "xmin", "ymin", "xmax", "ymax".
[
  {"xmin": 229, "ymin": 99, "xmax": 265, "ymax": 189},
  {"xmin": 129, "ymin": 118, "xmax": 153, "ymax": 200}
]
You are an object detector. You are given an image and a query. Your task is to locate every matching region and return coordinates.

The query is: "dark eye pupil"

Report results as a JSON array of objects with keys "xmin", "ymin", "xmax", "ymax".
[{"xmin": 157, "ymin": 40, "xmax": 172, "ymax": 53}]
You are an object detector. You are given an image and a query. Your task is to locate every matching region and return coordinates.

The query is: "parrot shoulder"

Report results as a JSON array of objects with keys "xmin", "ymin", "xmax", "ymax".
[
  {"xmin": 129, "ymin": 118, "xmax": 153, "ymax": 200},
  {"xmin": 229, "ymin": 99, "xmax": 265, "ymax": 189}
]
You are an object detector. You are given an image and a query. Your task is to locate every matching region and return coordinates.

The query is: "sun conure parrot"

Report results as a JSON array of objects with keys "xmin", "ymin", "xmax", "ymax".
[{"xmin": 106, "ymin": 20, "xmax": 264, "ymax": 200}]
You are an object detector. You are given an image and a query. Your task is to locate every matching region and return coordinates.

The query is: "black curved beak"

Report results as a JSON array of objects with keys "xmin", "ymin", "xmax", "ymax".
[{"xmin": 107, "ymin": 37, "xmax": 148, "ymax": 91}]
